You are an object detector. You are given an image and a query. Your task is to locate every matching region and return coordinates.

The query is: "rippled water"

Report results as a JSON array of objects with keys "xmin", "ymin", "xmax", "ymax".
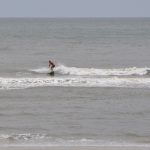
[{"xmin": 0, "ymin": 18, "xmax": 150, "ymax": 146}]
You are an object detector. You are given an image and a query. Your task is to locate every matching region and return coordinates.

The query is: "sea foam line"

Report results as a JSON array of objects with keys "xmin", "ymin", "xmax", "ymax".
[
  {"xmin": 0, "ymin": 133, "xmax": 150, "ymax": 147},
  {"xmin": 1, "ymin": 77, "xmax": 150, "ymax": 90}
]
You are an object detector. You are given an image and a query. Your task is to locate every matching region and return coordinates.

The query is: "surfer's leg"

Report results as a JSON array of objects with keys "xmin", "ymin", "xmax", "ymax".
[{"xmin": 51, "ymin": 66, "xmax": 54, "ymax": 71}]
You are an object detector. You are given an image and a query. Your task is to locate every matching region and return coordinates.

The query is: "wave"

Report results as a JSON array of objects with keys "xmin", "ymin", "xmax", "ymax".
[
  {"xmin": 1, "ymin": 77, "xmax": 150, "ymax": 90},
  {"xmin": 30, "ymin": 65, "xmax": 150, "ymax": 76},
  {"xmin": 0, "ymin": 133, "xmax": 149, "ymax": 147}
]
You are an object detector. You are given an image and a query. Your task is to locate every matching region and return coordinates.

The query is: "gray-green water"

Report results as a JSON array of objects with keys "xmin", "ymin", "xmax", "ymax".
[{"xmin": 0, "ymin": 18, "xmax": 150, "ymax": 146}]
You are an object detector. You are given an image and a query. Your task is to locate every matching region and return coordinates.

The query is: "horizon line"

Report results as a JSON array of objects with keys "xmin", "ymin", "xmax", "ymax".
[{"xmin": 0, "ymin": 16, "xmax": 150, "ymax": 19}]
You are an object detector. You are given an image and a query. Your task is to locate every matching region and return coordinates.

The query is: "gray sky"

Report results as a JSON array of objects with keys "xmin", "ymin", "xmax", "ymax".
[{"xmin": 0, "ymin": 0, "xmax": 150, "ymax": 17}]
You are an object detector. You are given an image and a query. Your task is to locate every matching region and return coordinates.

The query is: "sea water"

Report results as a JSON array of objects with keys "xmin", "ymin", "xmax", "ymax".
[{"xmin": 0, "ymin": 18, "xmax": 150, "ymax": 146}]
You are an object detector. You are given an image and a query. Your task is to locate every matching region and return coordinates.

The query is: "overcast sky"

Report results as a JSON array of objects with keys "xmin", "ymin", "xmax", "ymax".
[{"xmin": 0, "ymin": 0, "xmax": 149, "ymax": 17}]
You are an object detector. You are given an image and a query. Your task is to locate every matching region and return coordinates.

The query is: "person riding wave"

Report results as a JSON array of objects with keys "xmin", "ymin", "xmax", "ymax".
[{"xmin": 49, "ymin": 60, "xmax": 55, "ymax": 72}]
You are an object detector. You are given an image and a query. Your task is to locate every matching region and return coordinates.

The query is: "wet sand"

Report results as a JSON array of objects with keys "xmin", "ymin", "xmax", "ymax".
[{"xmin": 0, "ymin": 146, "xmax": 149, "ymax": 150}]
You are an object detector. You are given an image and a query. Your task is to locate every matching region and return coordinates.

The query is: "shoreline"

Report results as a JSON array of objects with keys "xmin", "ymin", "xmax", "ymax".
[{"xmin": 0, "ymin": 146, "xmax": 150, "ymax": 150}]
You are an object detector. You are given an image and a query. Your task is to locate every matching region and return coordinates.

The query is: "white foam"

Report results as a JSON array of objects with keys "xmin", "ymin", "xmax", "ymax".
[
  {"xmin": 1, "ymin": 77, "xmax": 150, "ymax": 90},
  {"xmin": 0, "ymin": 134, "xmax": 150, "ymax": 147},
  {"xmin": 30, "ymin": 67, "xmax": 50, "ymax": 74},
  {"xmin": 30, "ymin": 65, "xmax": 149, "ymax": 76}
]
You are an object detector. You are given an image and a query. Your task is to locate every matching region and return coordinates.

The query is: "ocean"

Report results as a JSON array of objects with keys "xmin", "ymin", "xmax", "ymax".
[{"xmin": 0, "ymin": 18, "xmax": 150, "ymax": 147}]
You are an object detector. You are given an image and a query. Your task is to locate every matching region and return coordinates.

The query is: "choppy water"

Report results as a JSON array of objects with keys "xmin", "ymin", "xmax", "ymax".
[{"xmin": 0, "ymin": 18, "xmax": 150, "ymax": 146}]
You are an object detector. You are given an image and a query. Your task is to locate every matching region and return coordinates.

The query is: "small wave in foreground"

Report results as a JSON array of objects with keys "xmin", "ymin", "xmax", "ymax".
[{"xmin": 0, "ymin": 133, "xmax": 149, "ymax": 147}]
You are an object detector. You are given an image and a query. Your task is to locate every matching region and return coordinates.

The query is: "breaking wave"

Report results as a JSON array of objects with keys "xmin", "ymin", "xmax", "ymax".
[
  {"xmin": 0, "ymin": 133, "xmax": 149, "ymax": 147},
  {"xmin": 1, "ymin": 65, "xmax": 150, "ymax": 90},
  {"xmin": 30, "ymin": 65, "xmax": 150, "ymax": 76},
  {"xmin": 1, "ymin": 77, "xmax": 150, "ymax": 90}
]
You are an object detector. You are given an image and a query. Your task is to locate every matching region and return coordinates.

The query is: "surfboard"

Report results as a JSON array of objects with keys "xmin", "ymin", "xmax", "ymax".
[{"xmin": 49, "ymin": 71, "xmax": 54, "ymax": 76}]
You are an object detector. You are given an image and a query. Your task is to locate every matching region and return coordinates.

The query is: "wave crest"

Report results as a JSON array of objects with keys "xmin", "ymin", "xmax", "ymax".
[{"xmin": 30, "ymin": 65, "xmax": 149, "ymax": 76}]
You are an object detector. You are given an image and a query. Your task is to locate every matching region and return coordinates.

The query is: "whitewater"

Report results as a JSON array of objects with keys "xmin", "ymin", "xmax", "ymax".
[
  {"xmin": 0, "ymin": 65, "xmax": 150, "ymax": 90},
  {"xmin": 31, "ymin": 65, "xmax": 150, "ymax": 76}
]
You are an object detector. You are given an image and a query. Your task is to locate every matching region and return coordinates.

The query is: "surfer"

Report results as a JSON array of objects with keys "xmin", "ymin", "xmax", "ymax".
[{"xmin": 49, "ymin": 60, "xmax": 55, "ymax": 72}]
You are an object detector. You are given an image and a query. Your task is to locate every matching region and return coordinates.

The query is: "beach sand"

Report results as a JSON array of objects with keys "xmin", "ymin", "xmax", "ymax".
[{"xmin": 0, "ymin": 146, "xmax": 149, "ymax": 150}]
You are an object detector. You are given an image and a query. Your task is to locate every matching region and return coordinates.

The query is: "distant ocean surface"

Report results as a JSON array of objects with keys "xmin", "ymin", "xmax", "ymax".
[{"xmin": 0, "ymin": 18, "xmax": 150, "ymax": 146}]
